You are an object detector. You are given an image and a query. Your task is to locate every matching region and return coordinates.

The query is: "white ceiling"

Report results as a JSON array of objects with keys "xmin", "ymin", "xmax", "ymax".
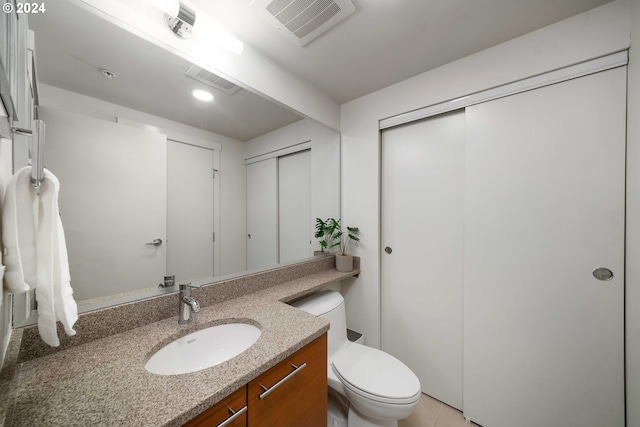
[{"xmin": 193, "ymin": 0, "xmax": 613, "ymax": 104}]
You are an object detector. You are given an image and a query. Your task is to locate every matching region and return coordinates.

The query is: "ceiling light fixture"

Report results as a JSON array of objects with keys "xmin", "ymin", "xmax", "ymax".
[
  {"xmin": 145, "ymin": 0, "xmax": 196, "ymax": 39},
  {"xmin": 192, "ymin": 89, "xmax": 214, "ymax": 102},
  {"xmin": 100, "ymin": 69, "xmax": 116, "ymax": 79}
]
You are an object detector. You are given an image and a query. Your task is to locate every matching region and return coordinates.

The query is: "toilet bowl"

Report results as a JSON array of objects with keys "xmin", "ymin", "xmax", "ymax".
[{"xmin": 292, "ymin": 290, "xmax": 421, "ymax": 427}]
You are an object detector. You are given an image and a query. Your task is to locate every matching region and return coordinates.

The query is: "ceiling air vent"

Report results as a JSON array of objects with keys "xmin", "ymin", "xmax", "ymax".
[
  {"xmin": 185, "ymin": 65, "xmax": 241, "ymax": 95},
  {"xmin": 251, "ymin": 0, "xmax": 356, "ymax": 46}
]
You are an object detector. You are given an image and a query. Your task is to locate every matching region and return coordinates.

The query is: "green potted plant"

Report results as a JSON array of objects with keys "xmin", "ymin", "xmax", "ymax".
[
  {"xmin": 314, "ymin": 218, "xmax": 360, "ymax": 271},
  {"xmin": 314, "ymin": 217, "xmax": 340, "ymax": 255},
  {"xmin": 329, "ymin": 218, "xmax": 360, "ymax": 272}
]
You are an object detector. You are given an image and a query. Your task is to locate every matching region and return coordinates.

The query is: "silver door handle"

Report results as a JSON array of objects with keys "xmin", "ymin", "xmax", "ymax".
[
  {"xmin": 217, "ymin": 405, "xmax": 247, "ymax": 427},
  {"xmin": 146, "ymin": 238, "xmax": 162, "ymax": 246}
]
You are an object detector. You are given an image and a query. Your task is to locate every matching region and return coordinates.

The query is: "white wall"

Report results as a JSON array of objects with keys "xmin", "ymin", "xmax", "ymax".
[
  {"xmin": 0, "ymin": 137, "xmax": 13, "ymax": 368},
  {"xmin": 340, "ymin": 0, "xmax": 631, "ymax": 354},
  {"xmin": 626, "ymin": 0, "xmax": 640, "ymax": 424},
  {"xmin": 74, "ymin": 0, "xmax": 340, "ymax": 131},
  {"xmin": 38, "ymin": 84, "xmax": 247, "ymax": 276},
  {"xmin": 245, "ymin": 119, "xmax": 341, "ymax": 238}
]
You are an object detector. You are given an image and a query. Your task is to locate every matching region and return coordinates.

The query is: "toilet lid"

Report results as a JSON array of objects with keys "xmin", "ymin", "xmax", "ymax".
[{"xmin": 331, "ymin": 344, "xmax": 421, "ymax": 402}]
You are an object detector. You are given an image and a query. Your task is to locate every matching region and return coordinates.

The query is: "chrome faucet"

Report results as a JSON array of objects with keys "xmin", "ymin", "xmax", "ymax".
[{"xmin": 178, "ymin": 282, "xmax": 201, "ymax": 324}]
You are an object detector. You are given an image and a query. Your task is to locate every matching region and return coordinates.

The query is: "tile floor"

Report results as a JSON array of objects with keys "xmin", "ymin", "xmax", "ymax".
[{"xmin": 399, "ymin": 393, "xmax": 481, "ymax": 427}]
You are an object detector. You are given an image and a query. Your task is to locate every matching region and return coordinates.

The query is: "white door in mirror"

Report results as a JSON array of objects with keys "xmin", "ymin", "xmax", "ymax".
[{"xmin": 145, "ymin": 323, "xmax": 261, "ymax": 375}]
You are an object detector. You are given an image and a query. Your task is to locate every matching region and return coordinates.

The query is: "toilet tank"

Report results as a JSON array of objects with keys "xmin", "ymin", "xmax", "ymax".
[{"xmin": 291, "ymin": 290, "xmax": 348, "ymax": 358}]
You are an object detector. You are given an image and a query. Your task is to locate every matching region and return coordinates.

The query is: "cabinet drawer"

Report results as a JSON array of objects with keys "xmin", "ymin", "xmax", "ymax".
[
  {"xmin": 183, "ymin": 387, "xmax": 247, "ymax": 427},
  {"xmin": 248, "ymin": 334, "xmax": 327, "ymax": 427}
]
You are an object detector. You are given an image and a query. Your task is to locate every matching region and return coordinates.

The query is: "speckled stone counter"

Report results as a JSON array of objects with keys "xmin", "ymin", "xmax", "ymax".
[{"xmin": 0, "ymin": 258, "xmax": 360, "ymax": 427}]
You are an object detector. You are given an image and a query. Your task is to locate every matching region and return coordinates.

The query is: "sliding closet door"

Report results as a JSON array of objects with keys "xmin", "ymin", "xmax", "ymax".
[
  {"xmin": 246, "ymin": 158, "xmax": 278, "ymax": 270},
  {"xmin": 381, "ymin": 110, "xmax": 465, "ymax": 410},
  {"xmin": 463, "ymin": 68, "xmax": 626, "ymax": 427},
  {"xmin": 279, "ymin": 150, "xmax": 311, "ymax": 263}
]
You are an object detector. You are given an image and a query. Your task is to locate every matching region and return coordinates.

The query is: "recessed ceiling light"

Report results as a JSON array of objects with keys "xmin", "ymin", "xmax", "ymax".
[
  {"xmin": 100, "ymin": 69, "xmax": 116, "ymax": 79},
  {"xmin": 192, "ymin": 89, "xmax": 214, "ymax": 102}
]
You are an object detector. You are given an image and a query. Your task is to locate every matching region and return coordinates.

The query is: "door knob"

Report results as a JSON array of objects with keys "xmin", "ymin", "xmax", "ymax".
[
  {"xmin": 248, "ymin": 234, "xmax": 252, "ymax": 239},
  {"xmin": 146, "ymin": 238, "xmax": 162, "ymax": 246},
  {"xmin": 385, "ymin": 246, "xmax": 392, "ymax": 254}
]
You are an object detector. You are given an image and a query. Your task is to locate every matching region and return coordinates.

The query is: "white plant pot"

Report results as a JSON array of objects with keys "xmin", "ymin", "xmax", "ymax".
[{"xmin": 335, "ymin": 254, "xmax": 354, "ymax": 272}]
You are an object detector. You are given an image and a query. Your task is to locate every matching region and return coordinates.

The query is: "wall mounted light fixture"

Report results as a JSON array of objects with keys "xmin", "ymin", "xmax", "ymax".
[
  {"xmin": 145, "ymin": 0, "xmax": 243, "ymax": 53},
  {"xmin": 146, "ymin": 0, "xmax": 196, "ymax": 39},
  {"xmin": 165, "ymin": 2, "xmax": 196, "ymax": 38}
]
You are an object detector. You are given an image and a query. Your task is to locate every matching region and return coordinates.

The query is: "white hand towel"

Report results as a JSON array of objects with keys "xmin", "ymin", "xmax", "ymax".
[
  {"xmin": 0, "ymin": 179, "xmax": 4, "ymax": 297},
  {"xmin": 2, "ymin": 167, "xmax": 37, "ymax": 293},
  {"xmin": 0, "ymin": 183, "xmax": 5, "ymax": 309},
  {"xmin": 1, "ymin": 166, "xmax": 78, "ymax": 346},
  {"xmin": 0, "ymin": 243, "xmax": 4, "ymax": 305},
  {"xmin": 36, "ymin": 169, "xmax": 78, "ymax": 346}
]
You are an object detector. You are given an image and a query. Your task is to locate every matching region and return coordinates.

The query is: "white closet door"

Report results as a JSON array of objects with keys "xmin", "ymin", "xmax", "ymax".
[
  {"xmin": 381, "ymin": 110, "xmax": 465, "ymax": 409},
  {"xmin": 246, "ymin": 158, "xmax": 278, "ymax": 270},
  {"xmin": 463, "ymin": 68, "xmax": 626, "ymax": 427},
  {"xmin": 167, "ymin": 141, "xmax": 214, "ymax": 282},
  {"xmin": 279, "ymin": 150, "xmax": 311, "ymax": 263},
  {"xmin": 42, "ymin": 107, "xmax": 167, "ymax": 301}
]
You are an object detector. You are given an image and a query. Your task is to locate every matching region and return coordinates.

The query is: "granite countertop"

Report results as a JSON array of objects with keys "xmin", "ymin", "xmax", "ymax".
[{"xmin": 1, "ymin": 265, "xmax": 359, "ymax": 427}]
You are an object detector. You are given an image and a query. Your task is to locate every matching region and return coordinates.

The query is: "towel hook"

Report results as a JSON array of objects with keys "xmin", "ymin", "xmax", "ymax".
[{"xmin": 11, "ymin": 120, "xmax": 46, "ymax": 190}]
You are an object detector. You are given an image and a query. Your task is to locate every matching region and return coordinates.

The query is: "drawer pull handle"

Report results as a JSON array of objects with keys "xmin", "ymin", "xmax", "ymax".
[
  {"xmin": 259, "ymin": 362, "xmax": 307, "ymax": 400},
  {"xmin": 217, "ymin": 405, "xmax": 247, "ymax": 427}
]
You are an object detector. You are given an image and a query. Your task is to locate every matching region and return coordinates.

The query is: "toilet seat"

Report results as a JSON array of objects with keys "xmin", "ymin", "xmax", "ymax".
[{"xmin": 331, "ymin": 343, "xmax": 421, "ymax": 405}]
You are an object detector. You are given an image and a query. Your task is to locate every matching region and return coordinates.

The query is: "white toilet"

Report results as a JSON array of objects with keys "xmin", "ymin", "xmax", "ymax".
[{"xmin": 292, "ymin": 290, "xmax": 421, "ymax": 427}]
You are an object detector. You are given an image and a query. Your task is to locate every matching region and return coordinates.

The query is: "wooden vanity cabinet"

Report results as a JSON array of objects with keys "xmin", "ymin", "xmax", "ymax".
[
  {"xmin": 183, "ymin": 387, "xmax": 247, "ymax": 427},
  {"xmin": 248, "ymin": 334, "xmax": 327, "ymax": 427},
  {"xmin": 183, "ymin": 334, "xmax": 327, "ymax": 427}
]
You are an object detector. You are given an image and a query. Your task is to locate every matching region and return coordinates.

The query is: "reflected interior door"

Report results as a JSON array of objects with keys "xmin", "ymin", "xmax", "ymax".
[
  {"xmin": 167, "ymin": 140, "xmax": 214, "ymax": 282},
  {"xmin": 246, "ymin": 158, "xmax": 278, "ymax": 270},
  {"xmin": 42, "ymin": 107, "xmax": 167, "ymax": 301},
  {"xmin": 463, "ymin": 67, "xmax": 626, "ymax": 427},
  {"xmin": 279, "ymin": 150, "xmax": 311, "ymax": 263}
]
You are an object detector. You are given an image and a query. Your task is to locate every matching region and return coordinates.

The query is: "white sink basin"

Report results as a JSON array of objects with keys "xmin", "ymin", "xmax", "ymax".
[{"xmin": 145, "ymin": 323, "xmax": 261, "ymax": 375}]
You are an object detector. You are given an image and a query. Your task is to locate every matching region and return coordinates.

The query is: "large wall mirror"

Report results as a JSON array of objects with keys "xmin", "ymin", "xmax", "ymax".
[{"xmin": 13, "ymin": 0, "xmax": 340, "ymax": 325}]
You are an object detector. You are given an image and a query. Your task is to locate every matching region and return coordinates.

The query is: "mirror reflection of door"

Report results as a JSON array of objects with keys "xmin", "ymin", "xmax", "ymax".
[
  {"xmin": 279, "ymin": 150, "xmax": 311, "ymax": 263},
  {"xmin": 246, "ymin": 158, "xmax": 278, "ymax": 270},
  {"xmin": 246, "ymin": 149, "xmax": 311, "ymax": 270},
  {"xmin": 43, "ymin": 107, "xmax": 168, "ymax": 301},
  {"xmin": 43, "ymin": 109, "xmax": 219, "ymax": 298}
]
